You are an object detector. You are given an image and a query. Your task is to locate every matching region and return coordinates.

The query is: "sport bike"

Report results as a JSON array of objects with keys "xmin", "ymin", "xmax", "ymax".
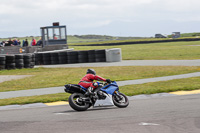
[{"xmin": 64, "ymin": 81, "xmax": 129, "ymax": 111}]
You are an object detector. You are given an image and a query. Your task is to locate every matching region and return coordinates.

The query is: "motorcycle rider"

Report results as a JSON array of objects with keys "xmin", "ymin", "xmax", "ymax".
[{"xmin": 78, "ymin": 69, "xmax": 111, "ymax": 96}]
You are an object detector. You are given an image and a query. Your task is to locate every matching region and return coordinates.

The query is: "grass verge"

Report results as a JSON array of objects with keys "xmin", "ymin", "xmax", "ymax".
[
  {"xmin": 0, "ymin": 77, "xmax": 200, "ymax": 106},
  {"xmin": 0, "ymin": 66, "xmax": 200, "ymax": 92},
  {"xmin": 121, "ymin": 77, "xmax": 200, "ymax": 96},
  {"xmin": 70, "ymin": 41, "xmax": 200, "ymax": 60}
]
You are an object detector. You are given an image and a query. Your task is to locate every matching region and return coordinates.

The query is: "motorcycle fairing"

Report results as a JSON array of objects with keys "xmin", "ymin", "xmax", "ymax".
[
  {"xmin": 94, "ymin": 94, "xmax": 114, "ymax": 107},
  {"xmin": 100, "ymin": 81, "xmax": 119, "ymax": 95}
]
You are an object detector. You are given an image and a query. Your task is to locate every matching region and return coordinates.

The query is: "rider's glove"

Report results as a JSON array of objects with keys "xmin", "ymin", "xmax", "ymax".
[{"xmin": 106, "ymin": 79, "xmax": 111, "ymax": 84}]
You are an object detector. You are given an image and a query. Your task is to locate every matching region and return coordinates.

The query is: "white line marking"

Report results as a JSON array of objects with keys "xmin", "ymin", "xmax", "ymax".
[
  {"xmin": 55, "ymin": 113, "xmax": 70, "ymax": 115},
  {"xmin": 139, "ymin": 122, "xmax": 160, "ymax": 126}
]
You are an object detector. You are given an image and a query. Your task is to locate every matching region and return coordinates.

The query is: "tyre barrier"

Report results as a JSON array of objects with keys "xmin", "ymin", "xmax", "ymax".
[
  {"xmin": 35, "ymin": 53, "xmax": 43, "ymax": 65},
  {"xmin": 67, "ymin": 51, "xmax": 79, "ymax": 64},
  {"xmin": 23, "ymin": 54, "xmax": 32, "ymax": 68},
  {"xmin": 35, "ymin": 49, "xmax": 106, "ymax": 65},
  {"xmin": 43, "ymin": 52, "xmax": 51, "ymax": 65},
  {"xmin": 78, "ymin": 51, "xmax": 88, "ymax": 63},
  {"xmin": 58, "ymin": 51, "xmax": 68, "ymax": 64},
  {"xmin": 30, "ymin": 54, "xmax": 35, "ymax": 68},
  {"xmin": 0, "ymin": 49, "xmax": 115, "ymax": 70},
  {"xmin": 5, "ymin": 55, "xmax": 15, "ymax": 70},
  {"xmin": 95, "ymin": 50, "xmax": 106, "ymax": 62},
  {"xmin": 0, "ymin": 54, "xmax": 35, "ymax": 71},
  {"xmin": 88, "ymin": 50, "xmax": 96, "ymax": 63},
  {"xmin": 15, "ymin": 54, "xmax": 24, "ymax": 69},
  {"xmin": 50, "ymin": 52, "xmax": 59, "ymax": 65},
  {"xmin": 0, "ymin": 56, "xmax": 6, "ymax": 70}
]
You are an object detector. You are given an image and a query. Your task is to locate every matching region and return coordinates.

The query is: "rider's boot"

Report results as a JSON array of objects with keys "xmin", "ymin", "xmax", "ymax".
[{"xmin": 85, "ymin": 87, "xmax": 94, "ymax": 97}]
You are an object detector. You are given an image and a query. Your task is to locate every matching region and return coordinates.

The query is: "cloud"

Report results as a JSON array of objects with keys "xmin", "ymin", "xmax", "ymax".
[{"xmin": 0, "ymin": 0, "xmax": 200, "ymax": 37}]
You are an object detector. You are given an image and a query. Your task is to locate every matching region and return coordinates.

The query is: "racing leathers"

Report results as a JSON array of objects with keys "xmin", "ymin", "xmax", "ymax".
[{"xmin": 78, "ymin": 74, "xmax": 106, "ymax": 91}]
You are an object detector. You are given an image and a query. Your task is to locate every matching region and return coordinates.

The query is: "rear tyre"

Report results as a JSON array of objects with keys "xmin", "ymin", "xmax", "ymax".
[
  {"xmin": 112, "ymin": 92, "xmax": 129, "ymax": 108},
  {"xmin": 68, "ymin": 93, "xmax": 89, "ymax": 111}
]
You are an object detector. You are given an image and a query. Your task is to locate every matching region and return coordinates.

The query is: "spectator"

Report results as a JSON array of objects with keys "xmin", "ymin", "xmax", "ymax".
[
  {"xmin": 23, "ymin": 39, "xmax": 29, "ymax": 47},
  {"xmin": 32, "ymin": 38, "xmax": 36, "ymax": 46},
  {"xmin": 13, "ymin": 38, "xmax": 19, "ymax": 46},
  {"xmin": 5, "ymin": 38, "xmax": 14, "ymax": 46},
  {"xmin": 22, "ymin": 40, "xmax": 25, "ymax": 46},
  {"xmin": 36, "ymin": 38, "xmax": 42, "ymax": 46},
  {"xmin": 17, "ymin": 39, "xmax": 21, "ymax": 46},
  {"xmin": 53, "ymin": 34, "xmax": 58, "ymax": 40},
  {"xmin": 0, "ymin": 41, "xmax": 5, "ymax": 47}
]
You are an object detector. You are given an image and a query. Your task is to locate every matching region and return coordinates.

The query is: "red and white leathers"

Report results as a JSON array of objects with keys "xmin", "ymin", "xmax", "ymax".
[{"xmin": 78, "ymin": 74, "xmax": 106, "ymax": 90}]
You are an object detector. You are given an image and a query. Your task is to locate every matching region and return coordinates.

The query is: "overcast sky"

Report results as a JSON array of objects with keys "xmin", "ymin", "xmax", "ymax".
[{"xmin": 0, "ymin": 0, "xmax": 200, "ymax": 38}]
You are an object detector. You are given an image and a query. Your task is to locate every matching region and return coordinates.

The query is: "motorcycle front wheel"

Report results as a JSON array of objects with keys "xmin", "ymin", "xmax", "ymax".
[
  {"xmin": 68, "ymin": 93, "xmax": 90, "ymax": 111},
  {"xmin": 112, "ymin": 92, "xmax": 129, "ymax": 108}
]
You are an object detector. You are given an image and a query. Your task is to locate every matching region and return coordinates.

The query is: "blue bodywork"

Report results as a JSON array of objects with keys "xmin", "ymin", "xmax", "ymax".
[
  {"xmin": 100, "ymin": 81, "xmax": 119, "ymax": 95},
  {"xmin": 65, "ymin": 81, "xmax": 119, "ymax": 95},
  {"xmin": 80, "ymin": 85, "xmax": 87, "ymax": 92}
]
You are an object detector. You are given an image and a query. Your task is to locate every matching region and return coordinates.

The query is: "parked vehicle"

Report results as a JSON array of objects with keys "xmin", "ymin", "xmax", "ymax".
[{"xmin": 64, "ymin": 81, "xmax": 129, "ymax": 111}]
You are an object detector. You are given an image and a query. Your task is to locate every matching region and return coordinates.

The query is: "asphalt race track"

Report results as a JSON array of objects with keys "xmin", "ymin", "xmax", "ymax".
[{"xmin": 0, "ymin": 94, "xmax": 200, "ymax": 133}]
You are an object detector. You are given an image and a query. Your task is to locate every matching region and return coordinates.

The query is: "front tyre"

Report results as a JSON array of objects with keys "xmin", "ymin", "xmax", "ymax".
[
  {"xmin": 112, "ymin": 92, "xmax": 129, "ymax": 108},
  {"xmin": 68, "ymin": 93, "xmax": 89, "ymax": 111}
]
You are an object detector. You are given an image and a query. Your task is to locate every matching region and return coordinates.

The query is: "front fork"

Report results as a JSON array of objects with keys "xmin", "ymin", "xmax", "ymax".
[{"xmin": 114, "ymin": 91, "xmax": 123, "ymax": 101}]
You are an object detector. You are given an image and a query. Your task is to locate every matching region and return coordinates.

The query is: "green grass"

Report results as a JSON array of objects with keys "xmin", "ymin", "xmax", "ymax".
[
  {"xmin": 0, "ymin": 66, "xmax": 200, "ymax": 92},
  {"xmin": 121, "ymin": 77, "xmax": 200, "ymax": 96},
  {"xmin": 0, "ymin": 76, "xmax": 200, "ymax": 106},
  {"xmin": 70, "ymin": 41, "xmax": 200, "ymax": 60},
  {"xmin": 0, "ymin": 93, "xmax": 70, "ymax": 106}
]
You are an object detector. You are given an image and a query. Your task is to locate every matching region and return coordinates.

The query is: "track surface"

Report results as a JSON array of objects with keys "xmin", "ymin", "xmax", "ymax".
[{"xmin": 0, "ymin": 94, "xmax": 200, "ymax": 133}]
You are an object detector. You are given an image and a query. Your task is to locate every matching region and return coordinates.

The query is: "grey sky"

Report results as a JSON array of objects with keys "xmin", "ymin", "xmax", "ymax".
[{"xmin": 0, "ymin": 0, "xmax": 200, "ymax": 38}]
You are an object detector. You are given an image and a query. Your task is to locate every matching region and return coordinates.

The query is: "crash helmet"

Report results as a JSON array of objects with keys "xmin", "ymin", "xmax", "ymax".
[{"xmin": 87, "ymin": 69, "xmax": 96, "ymax": 75}]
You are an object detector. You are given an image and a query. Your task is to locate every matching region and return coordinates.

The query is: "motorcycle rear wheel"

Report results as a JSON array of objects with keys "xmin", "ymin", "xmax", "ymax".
[
  {"xmin": 68, "ymin": 93, "xmax": 90, "ymax": 111},
  {"xmin": 112, "ymin": 92, "xmax": 129, "ymax": 108}
]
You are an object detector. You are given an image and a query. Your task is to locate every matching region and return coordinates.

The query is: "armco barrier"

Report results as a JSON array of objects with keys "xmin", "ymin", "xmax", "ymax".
[{"xmin": 71, "ymin": 38, "xmax": 200, "ymax": 46}]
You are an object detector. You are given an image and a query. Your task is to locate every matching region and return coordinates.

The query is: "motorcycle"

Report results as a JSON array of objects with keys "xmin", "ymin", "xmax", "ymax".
[{"xmin": 64, "ymin": 81, "xmax": 129, "ymax": 111}]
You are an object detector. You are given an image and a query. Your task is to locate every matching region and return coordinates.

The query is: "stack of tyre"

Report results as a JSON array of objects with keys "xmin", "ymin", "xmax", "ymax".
[
  {"xmin": 78, "ymin": 51, "xmax": 88, "ymax": 63},
  {"xmin": 0, "ymin": 56, "xmax": 6, "ymax": 70},
  {"xmin": 35, "ymin": 53, "xmax": 43, "ymax": 65},
  {"xmin": 50, "ymin": 52, "xmax": 59, "ymax": 65},
  {"xmin": 43, "ymin": 52, "xmax": 51, "ymax": 65},
  {"xmin": 67, "ymin": 51, "xmax": 79, "ymax": 64},
  {"xmin": 15, "ymin": 54, "xmax": 24, "ymax": 69},
  {"xmin": 30, "ymin": 54, "xmax": 35, "ymax": 68},
  {"xmin": 88, "ymin": 50, "xmax": 96, "ymax": 63},
  {"xmin": 95, "ymin": 50, "xmax": 106, "ymax": 62},
  {"xmin": 58, "ymin": 51, "xmax": 68, "ymax": 64},
  {"xmin": 5, "ymin": 55, "xmax": 15, "ymax": 70},
  {"xmin": 23, "ymin": 54, "xmax": 35, "ymax": 68}
]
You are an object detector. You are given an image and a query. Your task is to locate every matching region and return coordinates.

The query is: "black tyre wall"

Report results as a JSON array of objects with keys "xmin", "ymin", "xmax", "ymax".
[
  {"xmin": 67, "ymin": 51, "xmax": 78, "ymax": 64},
  {"xmin": 78, "ymin": 51, "xmax": 88, "ymax": 63},
  {"xmin": 30, "ymin": 54, "xmax": 35, "ymax": 68},
  {"xmin": 95, "ymin": 50, "xmax": 106, "ymax": 62},
  {"xmin": 0, "ymin": 56, "xmax": 6, "ymax": 61},
  {"xmin": 23, "ymin": 54, "xmax": 32, "ymax": 68},
  {"xmin": 88, "ymin": 50, "xmax": 96, "ymax": 63},
  {"xmin": 42, "ymin": 53, "xmax": 51, "ymax": 65},
  {"xmin": 6, "ymin": 55, "xmax": 15, "ymax": 70},
  {"xmin": 35, "ymin": 53, "xmax": 43, "ymax": 65},
  {"xmin": 50, "ymin": 52, "xmax": 59, "ymax": 65},
  {"xmin": 0, "ymin": 56, "xmax": 6, "ymax": 70},
  {"xmin": 58, "ymin": 51, "xmax": 68, "ymax": 64}
]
